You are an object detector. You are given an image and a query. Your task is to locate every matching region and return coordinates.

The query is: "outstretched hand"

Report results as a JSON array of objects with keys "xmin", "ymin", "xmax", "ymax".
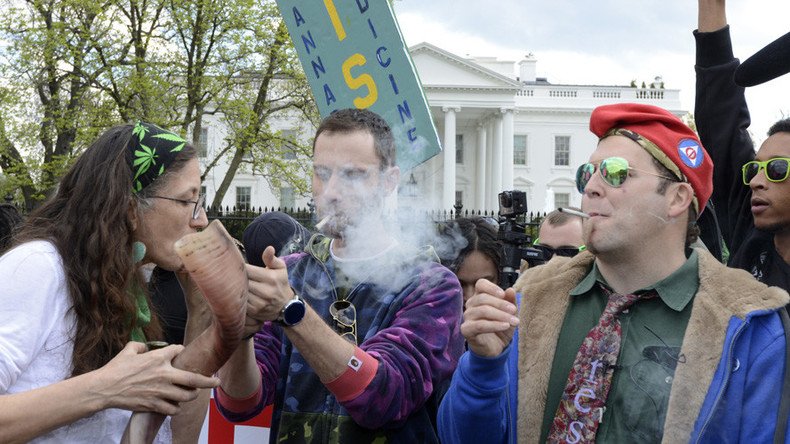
[
  {"xmin": 91, "ymin": 342, "xmax": 220, "ymax": 415},
  {"xmin": 461, "ymin": 279, "xmax": 519, "ymax": 358}
]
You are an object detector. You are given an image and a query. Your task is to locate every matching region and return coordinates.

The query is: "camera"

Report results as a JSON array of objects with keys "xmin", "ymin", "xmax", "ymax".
[
  {"xmin": 498, "ymin": 190, "xmax": 528, "ymax": 217},
  {"xmin": 497, "ymin": 190, "xmax": 547, "ymax": 288}
]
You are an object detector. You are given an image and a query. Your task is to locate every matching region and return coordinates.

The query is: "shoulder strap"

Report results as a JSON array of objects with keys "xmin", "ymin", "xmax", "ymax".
[{"xmin": 774, "ymin": 306, "xmax": 790, "ymax": 444}]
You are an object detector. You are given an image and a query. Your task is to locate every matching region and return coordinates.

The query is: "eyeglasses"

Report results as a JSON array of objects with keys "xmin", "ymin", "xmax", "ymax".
[
  {"xmin": 330, "ymin": 300, "xmax": 357, "ymax": 345},
  {"xmin": 533, "ymin": 244, "xmax": 582, "ymax": 260},
  {"xmin": 151, "ymin": 194, "xmax": 205, "ymax": 220},
  {"xmin": 742, "ymin": 158, "xmax": 790, "ymax": 185},
  {"xmin": 576, "ymin": 157, "xmax": 678, "ymax": 194}
]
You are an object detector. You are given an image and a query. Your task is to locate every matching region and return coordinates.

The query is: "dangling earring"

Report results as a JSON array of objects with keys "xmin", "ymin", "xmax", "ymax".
[{"xmin": 132, "ymin": 241, "xmax": 147, "ymax": 264}]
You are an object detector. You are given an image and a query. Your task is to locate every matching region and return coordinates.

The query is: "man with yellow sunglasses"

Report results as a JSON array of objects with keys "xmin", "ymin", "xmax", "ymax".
[
  {"xmin": 695, "ymin": 0, "xmax": 790, "ymax": 291},
  {"xmin": 694, "ymin": 3, "xmax": 790, "ymax": 440}
]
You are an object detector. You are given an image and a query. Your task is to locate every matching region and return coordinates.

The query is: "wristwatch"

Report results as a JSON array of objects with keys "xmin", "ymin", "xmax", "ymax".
[{"xmin": 277, "ymin": 292, "xmax": 306, "ymax": 327}]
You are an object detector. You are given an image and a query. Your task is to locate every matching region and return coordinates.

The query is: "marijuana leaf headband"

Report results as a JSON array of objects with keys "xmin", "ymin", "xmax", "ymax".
[{"xmin": 127, "ymin": 121, "xmax": 186, "ymax": 193}]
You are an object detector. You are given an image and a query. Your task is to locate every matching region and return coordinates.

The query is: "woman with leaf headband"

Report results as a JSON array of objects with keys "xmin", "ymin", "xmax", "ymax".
[{"xmin": 0, "ymin": 122, "xmax": 220, "ymax": 442}]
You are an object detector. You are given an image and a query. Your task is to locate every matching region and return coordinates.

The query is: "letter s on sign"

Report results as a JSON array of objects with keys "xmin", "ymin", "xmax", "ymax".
[{"xmin": 342, "ymin": 53, "xmax": 378, "ymax": 109}]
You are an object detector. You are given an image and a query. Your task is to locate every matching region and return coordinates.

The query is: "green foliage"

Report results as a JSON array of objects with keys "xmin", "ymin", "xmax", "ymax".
[
  {"xmin": 0, "ymin": 0, "xmax": 316, "ymax": 210},
  {"xmin": 683, "ymin": 113, "xmax": 698, "ymax": 133}
]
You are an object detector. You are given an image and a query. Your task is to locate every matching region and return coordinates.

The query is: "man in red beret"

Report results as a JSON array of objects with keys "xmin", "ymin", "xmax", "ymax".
[{"xmin": 438, "ymin": 102, "xmax": 790, "ymax": 443}]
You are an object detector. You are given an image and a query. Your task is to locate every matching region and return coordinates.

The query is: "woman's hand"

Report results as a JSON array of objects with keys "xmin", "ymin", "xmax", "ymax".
[{"xmin": 89, "ymin": 342, "xmax": 219, "ymax": 415}]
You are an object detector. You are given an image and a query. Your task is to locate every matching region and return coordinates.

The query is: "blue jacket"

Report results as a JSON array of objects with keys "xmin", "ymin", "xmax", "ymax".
[{"xmin": 439, "ymin": 249, "xmax": 790, "ymax": 443}]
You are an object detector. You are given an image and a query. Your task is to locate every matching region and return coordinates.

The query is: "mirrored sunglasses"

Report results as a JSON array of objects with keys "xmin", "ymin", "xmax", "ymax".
[
  {"xmin": 742, "ymin": 158, "xmax": 790, "ymax": 185},
  {"xmin": 576, "ymin": 157, "xmax": 678, "ymax": 194}
]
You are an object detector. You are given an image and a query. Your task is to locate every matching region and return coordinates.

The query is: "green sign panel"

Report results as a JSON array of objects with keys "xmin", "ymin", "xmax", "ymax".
[{"xmin": 276, "ymin": 0, "xmax": 441, "ymax": 171}]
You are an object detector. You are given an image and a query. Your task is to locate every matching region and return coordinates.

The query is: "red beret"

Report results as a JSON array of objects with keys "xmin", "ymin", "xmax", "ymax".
[{"xmin": 589, "ymin": 103, "xmax": 713, "ymax": 214}]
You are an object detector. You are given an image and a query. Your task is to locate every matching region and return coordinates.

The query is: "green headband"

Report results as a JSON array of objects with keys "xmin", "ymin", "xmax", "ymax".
[{"xmin": 127, "ymin": 121, "xmax": 187, "ymax": 193}]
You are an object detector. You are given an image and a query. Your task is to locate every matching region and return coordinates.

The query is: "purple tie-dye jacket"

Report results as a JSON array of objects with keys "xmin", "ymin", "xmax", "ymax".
[{"xmin": 217, "ymin": 238, "xmax": 464, "ymax": 443}]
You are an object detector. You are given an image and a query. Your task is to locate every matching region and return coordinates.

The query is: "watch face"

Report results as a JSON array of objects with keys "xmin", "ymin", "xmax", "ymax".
[{"xmin": 282, "ymin": 299, "xmax": 306, "ymax": 326}]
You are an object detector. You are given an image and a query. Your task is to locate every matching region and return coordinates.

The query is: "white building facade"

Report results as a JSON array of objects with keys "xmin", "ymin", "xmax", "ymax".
[{"xmin": 199, "ymin": 42, "xmax": 684, "ymax": 214}]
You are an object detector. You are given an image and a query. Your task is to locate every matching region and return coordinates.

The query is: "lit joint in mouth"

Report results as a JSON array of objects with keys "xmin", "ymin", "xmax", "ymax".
[
  {"xmin": 315, "ymin": 216, "xmax": 331, "ymax": 231},
  {"xmin": 557, "ymin": 207, "xmax": 591, "ymax": 219}
]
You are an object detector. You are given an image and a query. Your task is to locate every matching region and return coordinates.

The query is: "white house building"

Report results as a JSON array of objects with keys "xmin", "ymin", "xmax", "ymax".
[{"xmin": 198, "ymin": 42, "xmax": 684, "ymax": 214}]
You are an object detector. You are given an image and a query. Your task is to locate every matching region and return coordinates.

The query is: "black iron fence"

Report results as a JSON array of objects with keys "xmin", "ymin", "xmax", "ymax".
[
  {"xmin": 7, "ymin": 200, "xmax": 548, "ymax": 242},
  {"xmin": 207, "ymin": 205, "xmax": 548, "ymax": 241}
]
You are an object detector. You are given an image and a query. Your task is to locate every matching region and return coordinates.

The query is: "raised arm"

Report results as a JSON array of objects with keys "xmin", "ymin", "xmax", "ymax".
[
  {"xmin": 698, "ymin": 0, "xmax": 726, "ymax": 32},
  {"xmin": 694, "ymin": 0, "xmax": 755, "ymax": 255}
]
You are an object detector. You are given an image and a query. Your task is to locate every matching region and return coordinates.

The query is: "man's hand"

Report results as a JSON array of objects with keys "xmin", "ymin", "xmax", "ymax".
[
  {"xmin": 461, "ymin": 279, "xmax": 519, "ymax": 358},
  {"xmin": 244, "ymin": 246, "xmax": 294, "ymax": 335}
]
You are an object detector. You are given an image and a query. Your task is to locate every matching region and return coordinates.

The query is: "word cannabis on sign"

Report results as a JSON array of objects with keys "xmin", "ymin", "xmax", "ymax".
[{"xmin": 275, "ymin": 0, "xmax": 441, "ymax": 171}]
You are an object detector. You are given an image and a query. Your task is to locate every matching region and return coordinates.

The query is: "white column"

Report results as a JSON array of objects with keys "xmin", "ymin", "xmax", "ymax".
[
  {"xmin": 429, "ymin": 158, "xmax": 437, "ymax": 208},
  {"xmin": 475, "ymin": 124, "xmax": 487, "ymax": 211},
  {"xmin": 492, "ymin": 115, "xmax": 504, "ymax": 195},
  {"xmin": 485, "ymin": 119, "xmax": 495, "ymax": 210},
  {"xmin": 442, "ymin": 106, "xmax": 460, "ymax": 210},
  {"xmin": 501, "ymin": 108, "xmax": 515, "ymax": 191}
]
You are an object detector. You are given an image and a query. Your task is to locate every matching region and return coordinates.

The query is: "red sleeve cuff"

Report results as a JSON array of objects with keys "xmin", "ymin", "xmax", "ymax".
[
  {"xmin": 215, "ymin": 383, "xmax": 263, "ymax": 414},
  {"xmin": 324, "ymin": 348, "xmax": 378, "ymax": 402}
]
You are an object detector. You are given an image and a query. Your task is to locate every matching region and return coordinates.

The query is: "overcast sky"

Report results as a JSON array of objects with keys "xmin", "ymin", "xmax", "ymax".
[{"xmin": 393, "ymin": 0, "xmax": 790, "ymax": 147}]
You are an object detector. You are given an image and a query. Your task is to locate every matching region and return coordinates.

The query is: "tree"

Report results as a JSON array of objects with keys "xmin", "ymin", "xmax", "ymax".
[
  {"xmin": 206, "ymin": 18, "xmax": 317, "ymax": 210},
  {"xmin": 0, "ymin": 0, "xmax": 122, "ymax": 208},
  {"xmin": 0, "ymin": 0, "xmax": 316, "ymax": 210}
]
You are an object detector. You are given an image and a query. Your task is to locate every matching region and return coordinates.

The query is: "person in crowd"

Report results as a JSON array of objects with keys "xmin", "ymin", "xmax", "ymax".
[
  {"xmin": 150, "ymin": 211, "xmax": 311, "ymax": 345},
  {"xmin": 215, "ymin": 108, "xmax": 464, "ymax": 442},
  {"xmin": 438, "ymin": 103, "xmax": 790, "ymax": 443},
  {"xmin": 242, "ymin": 211, "xmax": 312, "ymax": 266},
  {"xmin": 533, "ymin": 207, "xmax": 585, "ymax": 261},
  {"xmin": 0, "ymin": 121, "xmax": 220, "ymax": 443},
  {"xmin": 0, "ymin": 203, "xmax": 22, "ymax": 254},
  {"xmin": 437, "ymin": 216, "xmax": 502, "ymax": 306},
  {"xmin": 695, "ymin": 0, "xmax": 790, "ymax": 288}
]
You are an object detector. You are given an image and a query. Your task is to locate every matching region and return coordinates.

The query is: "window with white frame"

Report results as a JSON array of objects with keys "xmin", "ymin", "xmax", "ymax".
[
  {"xmin": 197, "ymin": 127, "xmax": 208, "ymax": 158},
  {"xmin": 282, "ymin": 130, "xmax": 298, "ymax": 160},
  {"xmin": 455, "ymin": 190, "xmax": 463, "ymax": 206},
  {"xmin": 236, "ymin": 186, "xmax": 251, "ymax": 210},
  {"xmin": 456, "ymin": 134, "xmax": 464, "ymax": 164},
  {"xmin": 280, "ymin": 187, "xmax": 295, "ymax": 209},
  {"xmin": 514, "ymin": 135, "xmax": 527, "ymax": 165},
  {"xmin": 554, "ymin": 135, "xmax": 570, "ymax": 166},
  {"xmin": 555, "ymin": 192, "xmax": 570, "ymax": 210}
]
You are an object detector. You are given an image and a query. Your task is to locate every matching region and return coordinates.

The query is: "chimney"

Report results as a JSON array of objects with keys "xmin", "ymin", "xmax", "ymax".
[{"xmin": 518, "ymin": 53, "xmax": 537, "ymax": 82}]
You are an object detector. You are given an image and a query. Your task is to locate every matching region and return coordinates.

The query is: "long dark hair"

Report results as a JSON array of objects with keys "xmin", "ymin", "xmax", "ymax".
[
  {"xmin": 0, "ymin": 204, "xmax": 22, "ymax": 254},
  {"xmin": 15, "ymin": 124, "xmax": 194, "ymax": 376},
  {"xmin": 437, "ymin": 217, "xmax": 502, "ymax": 277}
]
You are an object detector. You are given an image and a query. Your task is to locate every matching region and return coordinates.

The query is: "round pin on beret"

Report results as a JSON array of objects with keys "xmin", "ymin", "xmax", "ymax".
[{"xmin": 678, "ymin": 139, "xmax": 705, "ymax": 169}]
